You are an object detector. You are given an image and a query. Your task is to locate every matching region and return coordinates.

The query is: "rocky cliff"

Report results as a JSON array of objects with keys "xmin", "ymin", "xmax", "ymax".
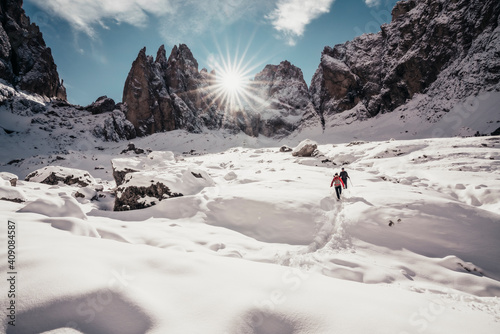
[
  {"xmin": 0, "ymin": 0, "xmax": 66, "ymax": 100},
  {"xmin": 123, "ymin": 45, "xmax": 317, "ymax": 137},
  {"xmin": 310, "ymin": 0, "xmax": 500, "ymax": 122},
  {"xmin": 0, "ymin": 2, "xmax": 135, "ymax": 142},
  {"xmin": 253, "ymin": 61, "xmax": 318, "ymax": 137}
]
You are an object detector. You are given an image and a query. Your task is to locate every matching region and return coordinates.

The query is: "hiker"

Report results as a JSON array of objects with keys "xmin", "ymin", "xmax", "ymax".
[
  {"xmin": 330, "ymin": 173, "xmax": 345, "ymax": 200},
  {"xmin": 339, "ymin": 168, "xmax": 350, "ymax": 189}
]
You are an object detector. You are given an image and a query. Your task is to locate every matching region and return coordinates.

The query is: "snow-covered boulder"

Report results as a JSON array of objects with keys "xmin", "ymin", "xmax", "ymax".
[
  {"xmin": 111, "ymin": 151, "xmax": 175, "ymax": 187},
  {"xmin": 0, "ymin": 172, "xmax": 18, "ymax": 186},
  {"xmin": 18, "ymin": 194, "xmax": 87, "ymax": 220},
  {"xmin": 25, "ymin": 166, "xmax": 97, "ymax": 187},
  {"xmin": 115, "ymin": 169, "xmax": 213, "ymax": 211},
  {"xmin": 224, "ymin": 171, "xmax": 238, "ymax": 181},
  {"xmin": 0, "ymin": 186, "xmax": 27, "ymax": 203},
  {"xmin": 112, "ymin": 151, "xmax": 214, "ymax": 211},
  {"xmin": 280, "ymin": 145, "xmax": 292, "ymax": 152},
  {"xmin": 114, "ymin": 175, "xmax": 183, "ymax": 211},
  {"xmin": 292, "ymin": 139, "xmax": 318, "ymax": 157}
]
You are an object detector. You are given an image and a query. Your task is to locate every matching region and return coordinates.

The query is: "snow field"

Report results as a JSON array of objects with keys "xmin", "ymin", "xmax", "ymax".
[{"xmin": 1, "ymin": 133, "xmax": 500, "ymax": 333}]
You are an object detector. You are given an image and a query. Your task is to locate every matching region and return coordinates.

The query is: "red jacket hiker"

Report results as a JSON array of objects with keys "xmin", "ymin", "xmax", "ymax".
[
  {"xmin": 330, "ymin": 174, "xmax": 345, "ymax": 200},
  {"xmin": 330, "ymin": 175, "xmax": 345, "ymax": 188}
]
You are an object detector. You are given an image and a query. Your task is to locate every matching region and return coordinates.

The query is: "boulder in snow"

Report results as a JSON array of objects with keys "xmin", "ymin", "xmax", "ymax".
[
  {"xmin": 112, "ymin": 151, "xmax": 177, "ymax": 187},
  {"xmin": 0, "ymin": 172, "xmax": 18, "ymax": 186},
  {"xmin": 114, "ymin": 169, "xmax": 213, "ymax": 211},
  {"xmin": 280, "ymin": 145, "xmax": 293, "ymax": 152},
  {"xmin": 292, "ymin": 139, "xmax": 318, "ymax": 157},
  {"xmin": 0, "ymin": 186, "xmax": 27, "ymax": 203},
  {"xmin": 114, "ymin": 178, "xmax": 183, "ymax": 211},
  {"xmin": 224, "ymin": 171, "xmax": 238, "ymax": 181},
  {"xmin": 25, "ymin": 166, "xmax": 97, "ymax": 187},
  {"xmin": 112, "ymin": 151, "xmax": 214, "ymax": 211},
  {"xmin": 120, "ymin": 143, "xmax": 146, "ymax": 155}
]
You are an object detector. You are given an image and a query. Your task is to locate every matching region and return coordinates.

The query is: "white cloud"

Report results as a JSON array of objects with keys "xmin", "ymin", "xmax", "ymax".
[
  {"xmin": 266, "ymin": 0, "xmax": 335, "ymax": 46},
  {"xmin": 28, "ymin": 0, "xmax": 175, "ymax": 38},
  {"xmin": 28, "ymin": 0, "xmax": 277, "ymax": 48},
  {"xmin": 28, "ymin": 0, "xmax": 333, "ymax": 48},
  {"xmin": 364, "ymin": 0, "xmax": 382, "ymax": 7}
]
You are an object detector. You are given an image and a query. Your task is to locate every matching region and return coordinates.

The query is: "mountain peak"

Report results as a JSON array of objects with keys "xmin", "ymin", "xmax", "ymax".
[{"xmin": 0, "ymin": 0, "xmax": 66, "ymax": 100}]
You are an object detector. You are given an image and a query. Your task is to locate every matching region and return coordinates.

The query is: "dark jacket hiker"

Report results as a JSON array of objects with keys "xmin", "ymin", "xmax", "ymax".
[{"xmin": 340, "ymin": 168, "xmax": 350, "ymax": 189}]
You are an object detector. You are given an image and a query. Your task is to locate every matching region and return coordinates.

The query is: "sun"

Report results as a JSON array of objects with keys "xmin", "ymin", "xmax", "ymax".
[
  {"xmin": 206, "ymin": 50, "xmax": 258, "ymax": 111},
  {"xmin": 213, "ymin": 61, "xmax": 251, "ymax": 110},
  {"xmin": 220, "ymin": 70, "xmax": 245, "ymax": 95},
  {"xmin": 204, "ymin": 42, "xmax": 271, "ymax": 113},
  {"xmin": 218, "ymin": 68, "xmax": 248, "ymax": 101}
]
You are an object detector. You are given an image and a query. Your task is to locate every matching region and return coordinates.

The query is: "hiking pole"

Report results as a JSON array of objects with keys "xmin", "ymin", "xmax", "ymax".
[{"xmin": 349, "ymin": 178, "xmax": 353, "ymax": 187}]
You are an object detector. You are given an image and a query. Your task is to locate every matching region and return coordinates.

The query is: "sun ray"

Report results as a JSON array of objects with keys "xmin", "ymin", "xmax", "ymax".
[{"xmin": 197, "ymin": 31, "xmax": 289, "ymax": 120}]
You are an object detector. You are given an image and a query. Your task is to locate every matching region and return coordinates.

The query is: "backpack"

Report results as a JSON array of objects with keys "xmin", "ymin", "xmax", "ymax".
[{"xmin": 333, "ymin": 176, "xmax": 342, "ymax": 187}]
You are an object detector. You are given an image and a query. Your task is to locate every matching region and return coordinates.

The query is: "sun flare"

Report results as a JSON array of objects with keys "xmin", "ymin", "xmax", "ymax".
[
  {"xmin": 205, "ymin": 42, "xmax": 271, "ymax": 113},
  {"xmin": 220, "ymin": 70, "xmax": 246, "ymax": 95},
  {"xmin": 207, "ymin": 51, "xmax": 258, "ymax": 111}
]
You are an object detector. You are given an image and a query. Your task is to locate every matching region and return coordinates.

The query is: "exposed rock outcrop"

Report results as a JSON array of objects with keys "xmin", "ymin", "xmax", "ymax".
[
  {"xmin": 115, "ymin": 181, "xmax": 183, "ymax": 211},
  {"xmin": 0, "ymin": 0, "xmax": 66, "ymax": 99},
  {"xmin": 310, "ymin": 0, "xmax": 500, "ymax": 121},
  {"xmin": 85, "ymin": 96, "xmax": 116, "ymax": 115},
  {"xmin": 91, "ymin": 109, "xmax": 137, "ymax": 142},
  {"xmin": 25, "ymin": 166, "xmax": 97, "ymax": 187}
]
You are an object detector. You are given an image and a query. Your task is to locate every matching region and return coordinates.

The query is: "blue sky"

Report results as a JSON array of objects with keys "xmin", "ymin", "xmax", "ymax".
[{"xmin": 24, "ymin": 0, "xmax": 399, "ymax": 106}]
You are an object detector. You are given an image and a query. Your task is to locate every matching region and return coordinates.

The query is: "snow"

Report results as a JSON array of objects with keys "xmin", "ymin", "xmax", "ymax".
[
  {"xmin": 0, "ymin": 76, "xmax": 500, "ymax": 332},
  {"xmin": 1, "ymin": 114, "xmax": 500, "ymax": 333},
  {"xmin": 17, "ymin": 193, "xmax": 88, "ymax": 220}
]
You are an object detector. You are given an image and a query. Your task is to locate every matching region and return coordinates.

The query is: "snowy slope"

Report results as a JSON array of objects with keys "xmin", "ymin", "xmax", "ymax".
[{"xmin": 1, "ymin": 108, "xmax": 500, "ymax": 333}]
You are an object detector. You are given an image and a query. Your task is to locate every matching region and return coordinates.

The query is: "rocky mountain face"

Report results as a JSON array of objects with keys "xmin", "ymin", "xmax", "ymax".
[
  {"xmin": 0, "ymin": 0, "xmax": 66, "ymax": 100},
  {"xmin": 123, "ymin": 45, "xmax": 317, "ymax": 137},
  {"xmin": 2, "ymin": 0, "xmax": 498, "ymax": 143},
  {"xmin": 0, "ymin": 1, "xmax": 135, "ymax": 144},
  {"xmin": 310, "ymin": 0, "xmax": 500, "ymax": 122},
  {"xmin": 253, "ymin": 61, "xmax": 318, "ymax": 137}
]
